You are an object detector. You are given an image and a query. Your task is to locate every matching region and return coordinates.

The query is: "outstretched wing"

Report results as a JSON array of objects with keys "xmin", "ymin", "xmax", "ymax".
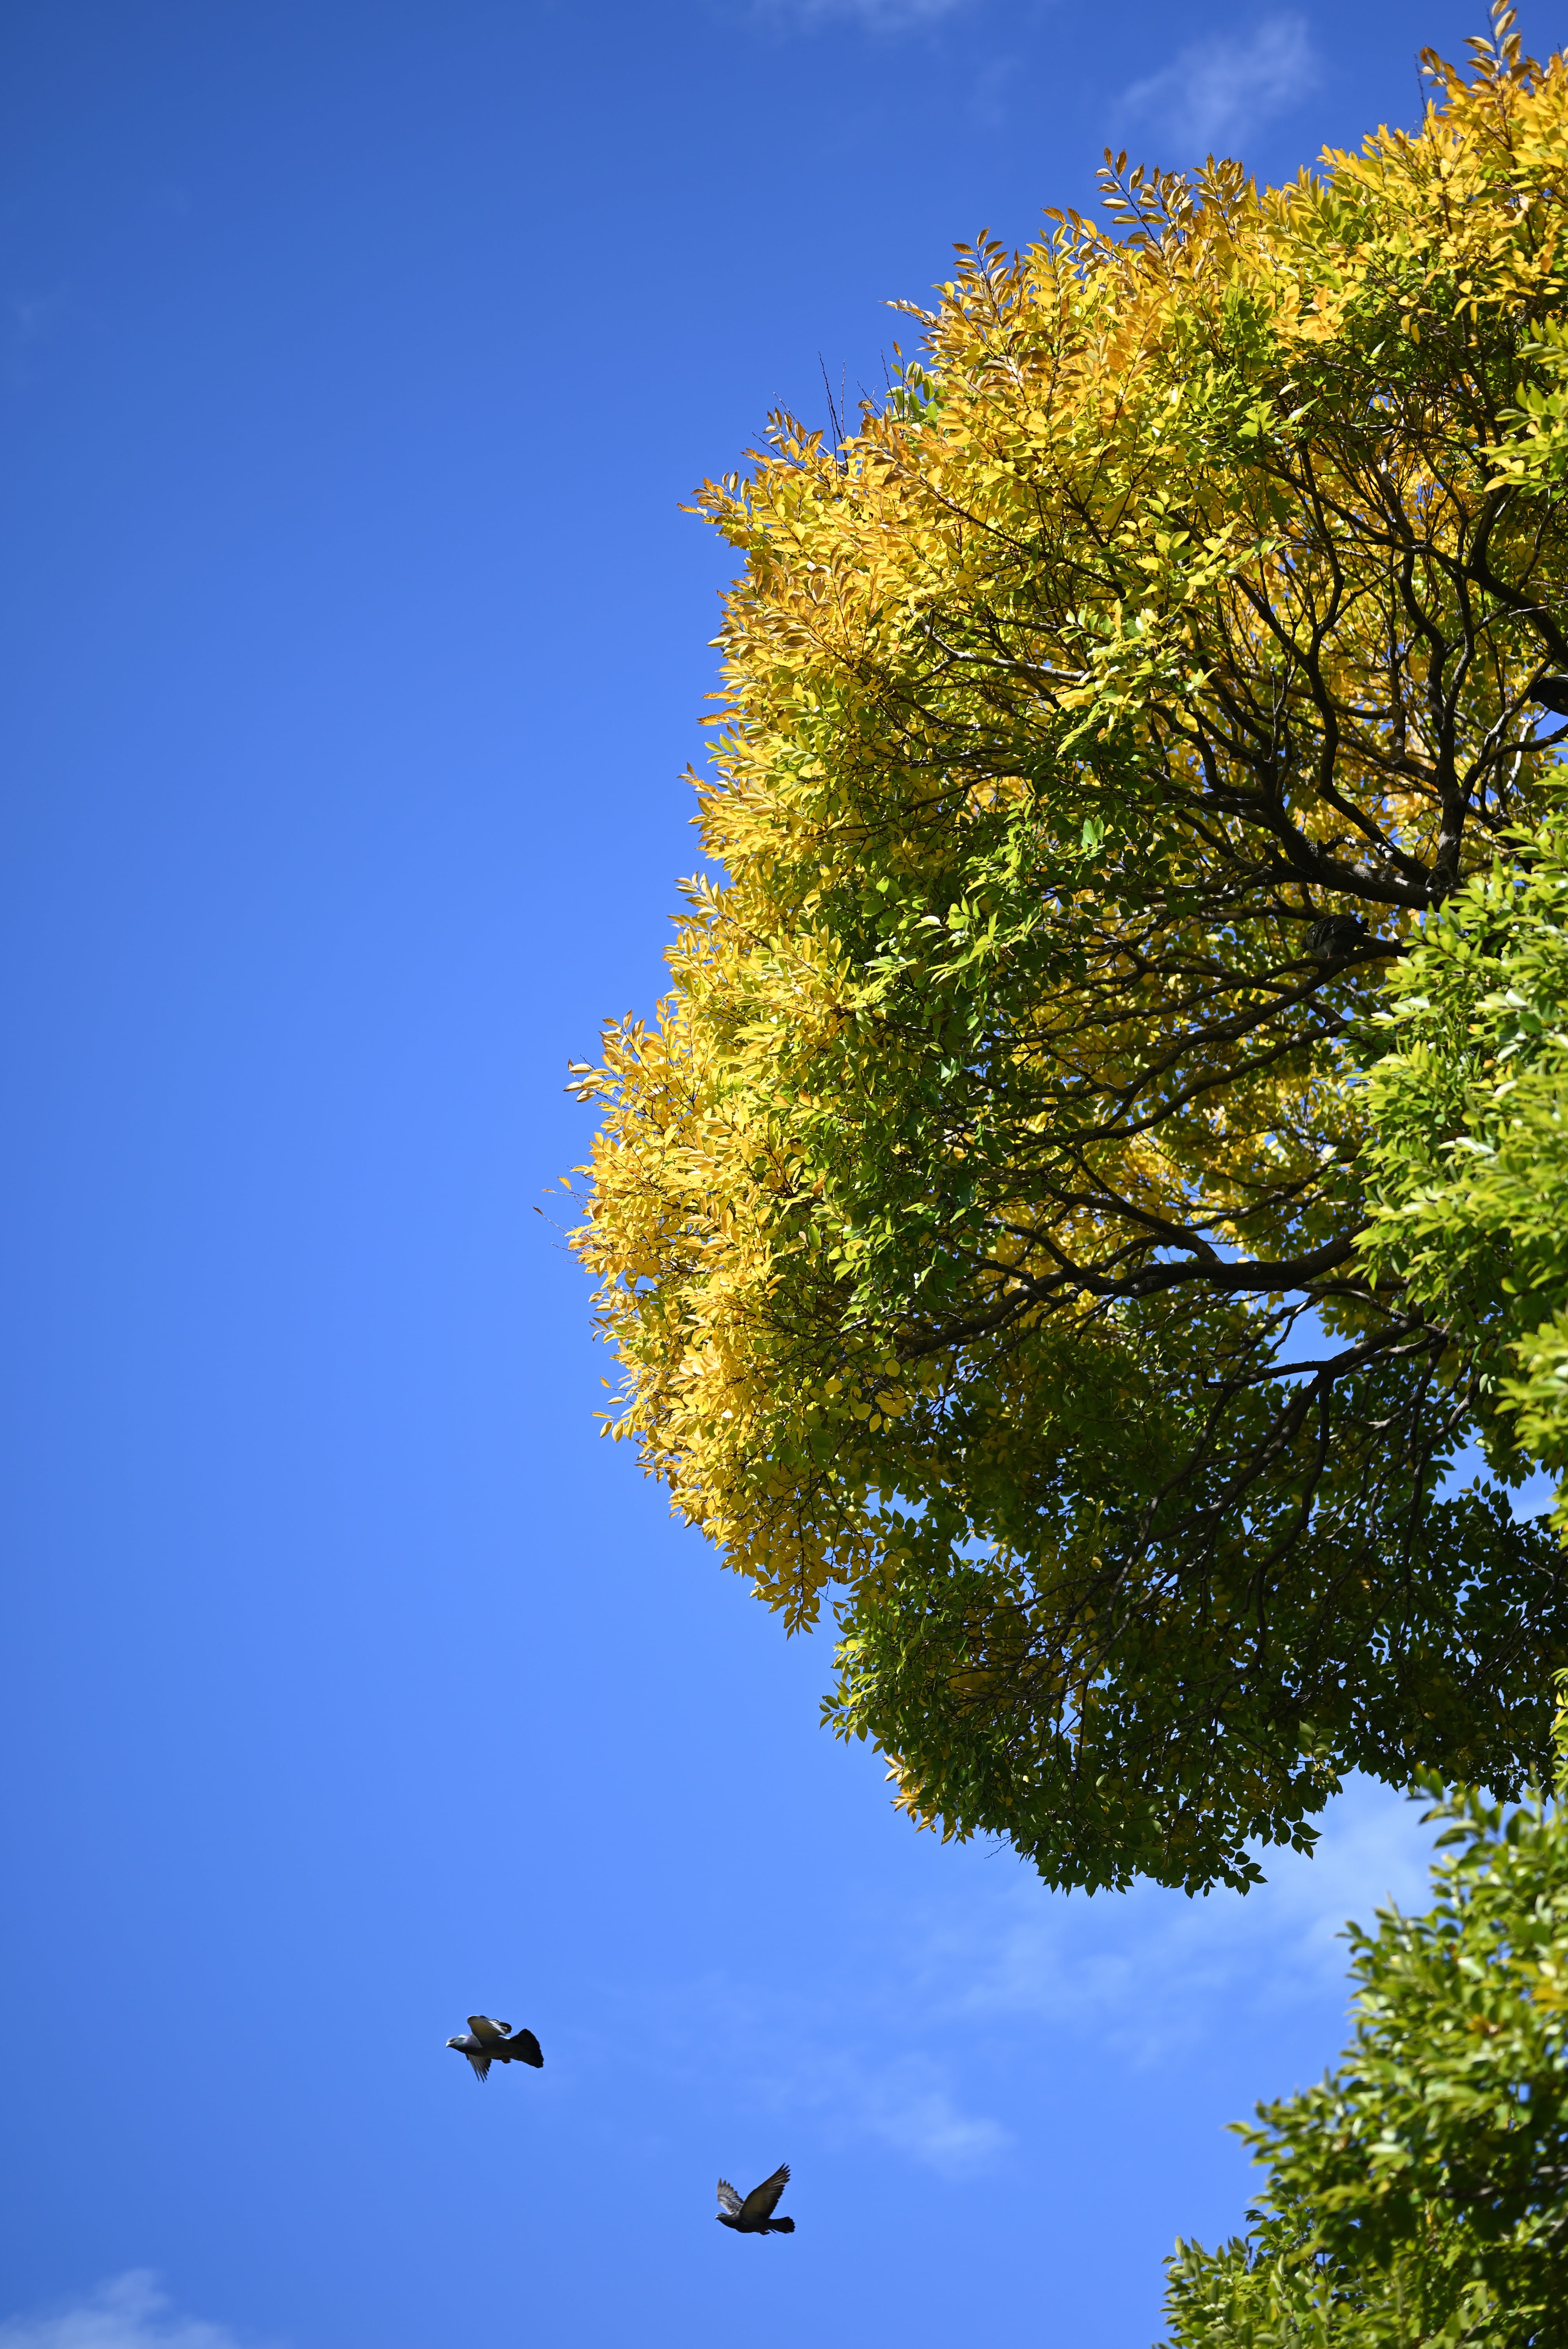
[
  {"xmin": 465, "ymin": 2051, "xmax": 492, "ymax": 2083},
  {"xmin": 738, "ymin": 2165, "xmax": 789, "ymax": 2228},
  {"xmin": 504, "ymin": 2027, "xmax": 543, "ymax": 2069},
  {"xmin": 467, "ymin": 2016, "xmax": 511, "ymax": 2044},
  {"xmin": 716, "ymin": 2179, "xmax": 743, "ymax": 2217}
]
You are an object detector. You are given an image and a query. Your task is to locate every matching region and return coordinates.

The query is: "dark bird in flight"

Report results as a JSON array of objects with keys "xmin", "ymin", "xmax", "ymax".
[
  {"xmin": 716, "ymin": 2165, "xmax": 795, "ymax": 2235},
  {"xmin": 1306, "ymin": 913, "xmax": 1369, "ymax": 961},
  {"xmin": 446, "ymin": 2015, "xmax": 543, "ymax": 2082},
  {"xmin": 1531, "ymin": 674, "xmax": 1568, "ymax": 716}
]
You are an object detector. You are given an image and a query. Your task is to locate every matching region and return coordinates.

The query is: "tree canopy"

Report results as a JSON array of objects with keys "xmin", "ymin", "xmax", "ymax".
[
  {"xmin": 1161, "ymin": 1696, "xmax": 1568, "ymax": 2347},
  {"xmin": 572, "ymin": 10, "xmax": 1568, "ymax": 1894}
]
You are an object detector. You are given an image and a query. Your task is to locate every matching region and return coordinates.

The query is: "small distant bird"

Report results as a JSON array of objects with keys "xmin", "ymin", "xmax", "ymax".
[
  {"xmin": 716, "ymin": 2164, "xmax": 795, "ymax": 2235},
  {"xmin": 1306, "ymin": 913, "xmax": 1369, "ymax": 961},
  {"xmin": 446, "ymin": 2015, "xmax": 544, "ymax": 2082}
]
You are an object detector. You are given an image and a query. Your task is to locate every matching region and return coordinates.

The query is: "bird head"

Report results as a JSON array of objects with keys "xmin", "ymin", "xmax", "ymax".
[{"xmin": 445, "ymin": 2035, "xmax": 467, "ymax": 2051}]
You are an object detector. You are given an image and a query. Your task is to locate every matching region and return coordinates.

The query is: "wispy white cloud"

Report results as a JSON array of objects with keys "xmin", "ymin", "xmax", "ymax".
[
  {"xmin": 591, "ymin": 1779, "xmax": 1436, "ymax": 2171},
  {"xmin": 1121, "ymin": 16, "xmax": 1319, "ymax": 157},
  {"xmin": 750, "ymin": 0, "xmax": 973, "ymax": 32},
  {"xmin": 966, "ymin": 54, "xmax": 1017, "ymax": 134},
  {"xmin": 923, "ymin": 1776, "xmax": 1438, "ymax": 2067},
  {"xmin": 0, "ymin": 2276, "xmax": 251, "ymax": 2349},
  {"xmin": 857, "ymin": 2069, "xmax": 1008, "ymax": 2171},
  {"xmin": 3, "ymin": 287, "xmax": 72, "ymax": 390},
  {"xmin": 643, "ymin": 1968, "xmax": 1011, "ymax": 2174},
  {"xmin": 756, "ymin": 2041, "xmax": 1010, "ymax": 2173}
]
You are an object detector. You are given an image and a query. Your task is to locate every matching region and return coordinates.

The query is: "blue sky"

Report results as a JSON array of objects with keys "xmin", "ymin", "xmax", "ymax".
[{"xmin": 0, "ymin": 3, "xmax": 1545, "ymax": 2345}]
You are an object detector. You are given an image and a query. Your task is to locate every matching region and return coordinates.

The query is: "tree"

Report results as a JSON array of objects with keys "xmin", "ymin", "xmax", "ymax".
[
  {"xmin": 571, "ymin": 10, "xmax": 1568, "ymax": 1895},
  {"xmin": 1160, "ymin": 1694, "xmax": 1568, "ymax": 2347}
]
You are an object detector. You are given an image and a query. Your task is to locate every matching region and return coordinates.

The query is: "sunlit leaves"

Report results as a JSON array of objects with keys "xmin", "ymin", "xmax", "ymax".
[{"xmin": 1361, "ymin": 799, "xmax": 1568, "ymax": 1531}]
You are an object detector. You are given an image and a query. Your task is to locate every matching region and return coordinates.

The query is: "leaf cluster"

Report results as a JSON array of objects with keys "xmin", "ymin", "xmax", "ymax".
[
  {"xmin": 1161, "ymin": 1680, "xmax": 1568, "ymax": 2347},
  {"xmin": 1361, "ymin": 794, "xmax": 1568, "ymax": 1530}
]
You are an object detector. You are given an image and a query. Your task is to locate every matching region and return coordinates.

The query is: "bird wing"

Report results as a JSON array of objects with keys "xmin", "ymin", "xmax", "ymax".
[
  {"xmin": 504, "ymin": 2027, "xmax": 543, "ymax": 2069},
  {"xmin": 467, "ymin": 2016, "xmax": 510, "ymax": 2044},
  {"xmin": 738, "ymin": 2165, "xmax": 790, "ymax": 2226},
  {"xmin": 716, "ymin": 2179, "xmax": 744, "ymax": 2217},
  {"xmin": 465, "ymin": 2051, "xmax": 492, "ymax": 2083}
]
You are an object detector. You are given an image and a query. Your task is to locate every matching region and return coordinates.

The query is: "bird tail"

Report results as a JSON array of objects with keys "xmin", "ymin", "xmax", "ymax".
[{"xmin": 763, "ymin": 2218, "xmax": 795, "ymax": 2234}]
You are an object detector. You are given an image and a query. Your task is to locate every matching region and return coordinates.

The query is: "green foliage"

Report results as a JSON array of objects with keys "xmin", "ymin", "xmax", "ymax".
[
  {"xmin": 573, "ymin": 9, "xmax": 1568, "ymax": 1893},
  {"xmin": 1361, "ymin": 800, "xmax": 1568, "ymax": 1534},
  {"xmin": 1161, "ymin": 1694, "xmax": 1568, "ymax": 2347}
]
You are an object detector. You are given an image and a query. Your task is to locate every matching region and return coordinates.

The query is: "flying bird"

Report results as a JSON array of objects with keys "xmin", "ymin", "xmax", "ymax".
[
  {"xmin": 716, "ymin": 2164, "xmax": 795, "ymax": 2235},
  {"xmin": 446, "ymin": 2015, "xmax": 544, "ymax": 2082},
  {"xmin": 1306, "ymin": 913, "xmax": 1369, "ymax": 961}
]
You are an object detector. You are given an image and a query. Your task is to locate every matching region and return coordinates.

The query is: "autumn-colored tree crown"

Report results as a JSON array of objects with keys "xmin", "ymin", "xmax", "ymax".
[{"xmin": 572, "ymin": 9, "xmax": 1568, "ymax": 1894}]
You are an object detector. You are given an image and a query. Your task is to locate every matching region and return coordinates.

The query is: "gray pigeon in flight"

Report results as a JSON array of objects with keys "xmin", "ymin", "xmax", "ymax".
[
  {"xmin": 446, "ymin": 2015, "xmax": 544, "ymax": 2082},
  {"xmin": 716, "ymin": 2164, "xmax": 795, "ymax": 2234}
]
